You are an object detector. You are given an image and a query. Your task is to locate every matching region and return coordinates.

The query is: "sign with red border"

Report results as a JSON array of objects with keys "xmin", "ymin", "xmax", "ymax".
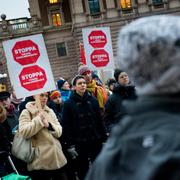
[
  {"xmin": 3, "ymin": 34, "xmax": 56, "ymax": 98},
  {"xmin": 12, "ymin": 40, "xmax": 40, "ymax": 65}
]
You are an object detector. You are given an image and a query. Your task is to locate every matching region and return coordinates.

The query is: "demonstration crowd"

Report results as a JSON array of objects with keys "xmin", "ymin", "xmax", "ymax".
[
  {"xmin": 1, "ymin": 15, "xmax": 180, "ymax": 180},
  {"xmin": 0, "ymin": 61, "xmax": 136, "ymax": 180}
]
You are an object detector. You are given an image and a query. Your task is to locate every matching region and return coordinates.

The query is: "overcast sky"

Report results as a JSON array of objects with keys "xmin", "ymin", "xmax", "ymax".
[{"xmin": 0, "ymin": 0, "xmax": 30, "ymax": 20}]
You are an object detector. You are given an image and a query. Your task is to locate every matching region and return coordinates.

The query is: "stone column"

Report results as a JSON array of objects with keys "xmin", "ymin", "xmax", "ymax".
[
  {"xmin": 28, "ymin": 0, "xmax": 41, "ymax": 19},
  {"xmin": 105, "ymin": 0, "xmax": 118, "ymax": 18},
  {"xmin": 71, "ymin": 0, "xmax": 86, "ymax": 23}
]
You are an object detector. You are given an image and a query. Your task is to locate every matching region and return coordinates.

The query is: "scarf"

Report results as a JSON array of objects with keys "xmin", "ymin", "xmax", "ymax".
[{"xmin": 87, "ymin": 80, "xmax": 107, "ymax": 109}]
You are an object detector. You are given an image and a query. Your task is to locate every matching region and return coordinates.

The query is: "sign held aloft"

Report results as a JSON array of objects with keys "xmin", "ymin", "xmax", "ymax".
[
  {"xmin": 3, "ymin": 34, "xmax": 56, "ymax": 99},
  {"xmin": 82, "ymin": 27, "xmax": 114, "ymax": 71}
]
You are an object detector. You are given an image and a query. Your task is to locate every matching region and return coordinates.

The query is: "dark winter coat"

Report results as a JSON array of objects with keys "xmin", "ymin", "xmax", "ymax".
[
  {"xmin": 6, "ymin": 107, "xmax": 19, "ymax": 133},
  {"xmin": 48, "ymin": 100, "xmax": 63, "ymax": 123},
  {"xmin": 62, "ymin": 91, "xmax": 107, "ymax": 147},
  {"xmin": 86, "ymin": 95, "xmax": 180, "ymax": 180},
  {"xmin": 104, "ymin": 83, "xmax": 137, "ymax": 132},
  {"xmin": 0, "ymin": 124, "xmax": 11, "ymax": 155}
]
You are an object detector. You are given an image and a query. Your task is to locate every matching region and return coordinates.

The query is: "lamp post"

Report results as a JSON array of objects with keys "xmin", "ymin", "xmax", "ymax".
[{"xmin": 1, "ymin": 14, "xmax": 8, "ymax": 32}]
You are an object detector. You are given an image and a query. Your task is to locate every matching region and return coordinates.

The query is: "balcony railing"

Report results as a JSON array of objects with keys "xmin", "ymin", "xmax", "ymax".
[{"xmin": 0, "ymin": 16, "xmax": 72, "ymax": 38}]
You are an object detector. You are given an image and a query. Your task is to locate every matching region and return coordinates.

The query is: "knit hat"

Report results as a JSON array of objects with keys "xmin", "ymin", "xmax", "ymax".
[
  {"xmin": 114, "ymin": 69, "xmax": 124, "ymax": 82},
  {"xmin": 107, "ymin": 78, "xmax": 116, "ymax": 88},
  {"xmin": 0, "ymin": 91, "xmax": 10, "ymax": 100},
  {"xmin": 117, "ymin": 15, "xmax": 180, "ymax": 95},
  {"xmin": 57, "ymin": 79, "xmax": 66, "ymax": 90},
  {"xmin": 50, "ymin": 91, "xmax": 61, "ymax": 100},
  {"xmin": 78, "ymin": 63, "xmax": 91, "ymax": 75}
]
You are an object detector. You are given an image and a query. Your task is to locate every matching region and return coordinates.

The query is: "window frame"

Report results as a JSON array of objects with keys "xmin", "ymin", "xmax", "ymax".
[
  {"xmin": 56, "ymin": 42, "xmax": 68, "ymax": 57},
  {"xmin": 119, "ymin": 0, "xmax": 133, "ymax": 10},
  {"xmin": 50, "ymin": 10, "xmax": 62, "ymax": 26},
  {"xmin": 48, "ymin": 0, "xmax": 59, "ymax": 4},
  {"xmin": 152, "ymin": 0, "xmax": 164, "ymax": 8},
  {"xmin": 88, "ymin": 0, "xmax": 101, "ymax": 15}
]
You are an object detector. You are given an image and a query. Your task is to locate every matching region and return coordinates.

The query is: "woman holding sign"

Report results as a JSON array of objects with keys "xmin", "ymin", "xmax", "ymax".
[{"xmin": 18, "ymin": 92, "xmax": 67, "ymax": 180}]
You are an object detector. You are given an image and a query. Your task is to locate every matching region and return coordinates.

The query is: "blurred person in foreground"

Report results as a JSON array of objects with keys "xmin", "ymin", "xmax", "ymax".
[{"xmin": 85, "ymin": 15, "xmax": 180, "ymax": 180}]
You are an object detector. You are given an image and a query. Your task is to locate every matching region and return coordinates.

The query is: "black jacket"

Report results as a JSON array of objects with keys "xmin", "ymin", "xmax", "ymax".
[
  {"xmin": 62, "ymin": 91, "xmax": 106, "ymax": 147},
  {"xmin": 0, "ymin": 123, "xmax": 11, "ymax": 160},
  {"xmin": 104, "ymin": 83, "xmax": 137, "ymax": 132}
]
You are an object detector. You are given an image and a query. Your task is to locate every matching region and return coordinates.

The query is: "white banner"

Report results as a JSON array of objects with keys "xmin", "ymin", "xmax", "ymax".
[
  {"xmin": 82, "ymin": 27, "xmax": 114, "ymax": 71},
  {"xmin": 3, "ymin": 34, "xmax": 56, "ymax": 99}
]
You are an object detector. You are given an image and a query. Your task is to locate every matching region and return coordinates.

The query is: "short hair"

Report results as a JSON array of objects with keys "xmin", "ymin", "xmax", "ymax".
[{"xmin": 72, "ymin": 75, "xmax": 85, "ymax": 86}]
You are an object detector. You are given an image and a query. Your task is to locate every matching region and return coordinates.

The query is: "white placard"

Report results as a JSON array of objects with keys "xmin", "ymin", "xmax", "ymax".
[
  {"xmin": 3, "ymin": 34, "xmax": 56, "ymax": 99},
  {"xmin": 82, "ymin": 27, "xmax": 114, "ymax": 71}
]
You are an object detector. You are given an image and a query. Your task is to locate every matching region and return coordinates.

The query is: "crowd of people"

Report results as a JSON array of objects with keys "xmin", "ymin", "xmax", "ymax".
[
  {"xmin": 0, "ymin": 61, "xmax": 133, "ymax": 180},
  {"xmin": 1, "ymin": 14, "xmax": 180, "ymax": 180}
]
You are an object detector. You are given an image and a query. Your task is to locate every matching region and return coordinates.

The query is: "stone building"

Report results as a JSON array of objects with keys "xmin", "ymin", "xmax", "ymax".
[{"xmin": 0, "ymin": 0, "xmax": 180, "ymax": 91}]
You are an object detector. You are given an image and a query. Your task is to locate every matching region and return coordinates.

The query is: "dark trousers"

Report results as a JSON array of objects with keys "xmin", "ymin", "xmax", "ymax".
[
  {"xmin": 75, "ymin": 142, "xmax": 103, "ymax": 180},
  {"xmin": 29, "ymin": 166, "xmax": 68, "ymax": 180},
  {"xmin": 0, "ymin": 162, "xmax": 6, "ymax": 178}
]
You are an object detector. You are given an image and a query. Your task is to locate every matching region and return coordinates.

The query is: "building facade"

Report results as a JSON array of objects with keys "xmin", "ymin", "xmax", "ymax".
[{"xmin": 0, "ymin": 0, "xmax": 180, "ymax": 91}]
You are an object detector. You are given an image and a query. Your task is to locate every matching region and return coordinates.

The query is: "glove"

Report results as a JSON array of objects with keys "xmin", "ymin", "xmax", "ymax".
[{"xmin": 67, "ymin": 146, "xmax": 78, "ymax": 160}]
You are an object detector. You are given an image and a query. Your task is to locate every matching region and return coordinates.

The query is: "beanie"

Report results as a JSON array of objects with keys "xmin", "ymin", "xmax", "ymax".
[
  {"xmin": 57, "ymin": 79, "xmax": 66, "ymax": 90},
  {"xmin": 107, "ymin": 78, "xmax": 116, "ymax": 88},
  {"xmin": 0, "ymin": 91, "xmax": 10, "ymax": 100},
  {"xmin": 50, "ymin": 91, "xmax": 60, "ymax": 100},
  {"xmin": 114, "ymin": 69, "xmax": 124, "ymax": 82},
  {"xmin": 78, "ymin": 63, "xmax": 91, "ymax": 75},
  {"xmin": 117, "ymin": 15, "xmax": 180, "ymax": 95}
]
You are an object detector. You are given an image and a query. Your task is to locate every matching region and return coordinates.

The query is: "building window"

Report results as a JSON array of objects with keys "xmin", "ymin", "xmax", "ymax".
[
  {"xmin": 152, "ymin": 0, "xmax": 163, "ymax": 5},
  {"xmin": 49, "ymin": 0, "xmax": 58, "ymax": 4},
  {"xmin": 51, "ymin": 12, "xmax": 62, "ymax": 26},
  {"xmin": 88, "ymin": 0, "xmax": 100, "ymax": 14},
  {"xmin": 56, "ymin": 42, "xmax": 67, "ymax": 57},
  {"xmin": 120, "ymin": 0, "xmax": 132, "ymax": 10}
]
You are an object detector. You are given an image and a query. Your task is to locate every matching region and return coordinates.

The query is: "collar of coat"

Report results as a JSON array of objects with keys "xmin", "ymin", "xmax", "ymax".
[{"xmin": 25, "ymin": 101, "xmax": 51, "ymax": 115}]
